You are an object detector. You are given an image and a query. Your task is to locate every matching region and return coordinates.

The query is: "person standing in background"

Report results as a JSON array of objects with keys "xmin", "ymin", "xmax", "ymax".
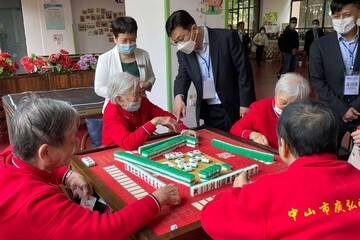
[
  {"xmin": 165, "ymin": 10, "xmax": 255, "ymax": 132},
  {"xmin": 252, "ymin": 27, "xmax": 269, "ymax": 67},
  {"xmin": 237, "ymin": 21, "xmax": 252, "ymax": 54},
  {"xmin": 309, "ymin": 0, "xmax": 360, "ymax": 158},
  {"xmin": 278, "ymin": 17, "xmax": 299, "ymax": 74},
  {"xmin": 95, "ymin": 16, "xmax": 156, "ymax": 112},
  {"xmin": 304, "ymin": 19, "xmax": 324, "ymax": 61}
]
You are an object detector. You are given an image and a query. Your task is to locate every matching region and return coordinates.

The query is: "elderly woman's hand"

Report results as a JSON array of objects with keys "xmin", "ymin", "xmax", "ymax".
[
  {"xmin": 249, "ymin": 132, "xmax": 269, "ymax": 146},
  {"xmin": 152, "ymin": 184, "xmax": 181, "ymax": 207},
  {"xmin": 151, "ymin": 116, "xmax": 179, "ymax": 133},
  {"xmin": 65, "ymin": 171, "xmax": 93, "ymax": 199},
  {"xmin": 233, "ymin": 171, "xmax": 251, "ymax": 188},
  {"xmin": 180, "ymin": 129, "xmax": 197, "ymax": 138}
]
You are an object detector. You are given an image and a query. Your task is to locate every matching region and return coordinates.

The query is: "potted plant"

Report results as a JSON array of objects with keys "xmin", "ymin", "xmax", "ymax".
[{"xmin": 0, "ymin": 52, "xmax": 19, "ymax": 78}]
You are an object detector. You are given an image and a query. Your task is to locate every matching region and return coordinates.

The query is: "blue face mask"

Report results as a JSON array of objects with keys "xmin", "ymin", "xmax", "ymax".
[
  {"xmin": 118, "ymin": 43, "xmax": 137, "ymax": 55},
  {"xmin": 122, "ymin": 98, "xmax": 141, "ymax": 112}
]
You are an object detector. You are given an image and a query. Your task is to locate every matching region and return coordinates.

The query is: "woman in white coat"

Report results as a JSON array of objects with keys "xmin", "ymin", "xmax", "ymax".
[
  {"xmin": 252, "ymin": 26, "xmax": 268, "ymax": 67},
  {"xmin": 95, "ymin": 16, "xmax": 155, "ymax": 111}
]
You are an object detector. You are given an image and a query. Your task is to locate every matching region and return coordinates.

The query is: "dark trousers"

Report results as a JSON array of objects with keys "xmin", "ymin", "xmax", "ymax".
[
  {"xmin": 200, "ymin": 102, "xmax": 233, "ymax": 132},
  {"xmin": 256, "ymin": 45, "xmax": 265, "ymax": 66},
  {"xmin": 281, "ymin": 52, "xmax": 297, "ymax": 74}
]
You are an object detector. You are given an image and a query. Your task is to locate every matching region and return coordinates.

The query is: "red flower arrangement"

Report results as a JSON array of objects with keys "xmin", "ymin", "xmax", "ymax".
[
  {"xmin": 47, "ymin": 49, "xmax": 79, "ymax": 73},
  {"xmin": 21, "ymin": 49, "xmax": 79, "ymax": 74},
  {"xmin": 0, "ymin": 52, "xmax": 19, "ymax": 78},
  {"xmin": 20, "ymin": 53, "xmax": 47, "ymax": 74}
]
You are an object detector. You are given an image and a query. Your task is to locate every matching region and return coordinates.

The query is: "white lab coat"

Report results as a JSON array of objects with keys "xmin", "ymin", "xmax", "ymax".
[{"xmin": 94, "ymin": 46, "xmax": 156, "ymax": 112}]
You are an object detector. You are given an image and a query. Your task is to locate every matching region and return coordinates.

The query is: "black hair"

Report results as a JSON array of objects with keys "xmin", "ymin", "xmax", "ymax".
[
  {"xmin": 290, "ymin": 17, "xmax": 298, "ymax": 22},
  {"xmin": 277, "ymin": 100, "xmax": 338, "ymax": 158},
  {"xmin": 259, "ymin": 27, "xmax": 266, "ymax": 32},
  {"xmin": 111, "ymin": 16, "xmax": 138, "ymax": 38},
  {"xmin": 236, "ymin": 21, "xmax": 245, "ymax": 28},
  {"xmin": 312, "ymin": 19, "xmax": 320, "ymax": 24},
  {"xmin": 331, "ymin": 0, "xmax": 360, "ymax": 14},
  {"xmin": 165, "ymin": 10, "xmax": 195, "ymax": 36}
]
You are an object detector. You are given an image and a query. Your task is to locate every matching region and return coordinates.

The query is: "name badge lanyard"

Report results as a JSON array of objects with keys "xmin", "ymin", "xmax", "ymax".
[
  {"xmin": 197, "ymin": 53, "xmax": 211, "ymax": 78},
  {"xmin": 341, "ymin": 39, "xmax": 359, "ymax": 71}
]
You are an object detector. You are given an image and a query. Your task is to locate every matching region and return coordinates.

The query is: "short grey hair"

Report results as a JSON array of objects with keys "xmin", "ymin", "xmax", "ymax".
[
  {"xmin": 11, "ymin": 94, "xmax": 79, "ymax": 161},
  {"xmin": 275, "ymin": 73, "xmax": 310, "ymax": 100},
  {"xmin": 108, "ymin": 72, "xmax": 138, "ymax": 104}
]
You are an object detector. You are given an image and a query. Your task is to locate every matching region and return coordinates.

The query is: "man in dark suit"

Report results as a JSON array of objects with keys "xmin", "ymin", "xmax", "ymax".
[
  {"xmin": 304, "ymin": 19, "xmax": 324, "ymax": 61},
  {"xmin": 165, "ymin": 10, "xmax": 255, "ymax": 132},
  {"xmin": 309, "ymin": 0, "xmax": 360, "ymax": 158},
  {"xmin": 236, "ymin": 21, "xmax": 251, "ymax": 54}
]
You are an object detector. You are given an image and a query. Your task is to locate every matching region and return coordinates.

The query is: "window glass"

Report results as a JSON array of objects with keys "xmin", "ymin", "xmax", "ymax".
[
  {"xmin": 291, "ymin": 0, "xmax": 334, "ymax": 35},
  {"xmin": 228, "ymin": 0, "xmax": 260, "ymax": 37},
  {"xmin": 0, "ymin": 0, "xmax": 27, "ymax": 74}
]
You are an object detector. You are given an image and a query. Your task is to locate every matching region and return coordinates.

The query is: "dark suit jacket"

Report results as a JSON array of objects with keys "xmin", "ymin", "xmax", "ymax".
[
  {"xmin": 238, "ymin": 31, "xmax": 251, "ymax": 53},
  {"xmin": 174, "ymin": 27, "xmax": 256, "ymax": 126},
  {"xmin": 278, "ymin": 26, "xmax": 299, "ymax": 53},
  {"xmin": 309, "ymin": 28, "xmax": 360, "ymax": 117},
  {"xmin": 304, "ymin": 28, "xmax": 324, "ymax": 53}
]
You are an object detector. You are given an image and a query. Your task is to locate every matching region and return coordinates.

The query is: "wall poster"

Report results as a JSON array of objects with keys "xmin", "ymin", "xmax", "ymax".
[{"xmin": 44, "ymin": 4, "xmax": 65, "ymax": 30}]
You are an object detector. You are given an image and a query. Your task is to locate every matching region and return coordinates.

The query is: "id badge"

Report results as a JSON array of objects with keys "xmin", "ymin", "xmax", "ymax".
[
  {"xmin": 344, "ymin": 75, "xmax": 360, "ymax": 95},
  {"xmin": 203, "ymin": 79, "xmax": 216, "ymax": 99}
]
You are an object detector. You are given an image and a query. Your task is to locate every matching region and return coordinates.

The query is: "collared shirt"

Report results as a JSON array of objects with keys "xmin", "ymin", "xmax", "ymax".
[
  {"xmin": 238, "ymin": 31, "xmax": 244, "ymax": 42},
  {"xmin": 313, "ymin": 29, "xmax": 319, "ymax": 40},
  {"xmin": 195, "ymin": 26, "xmax": 221, "ymax": 105},
  {"xmin": 337, "ymin": 27, "xmax": 359, "ymax": 74}
]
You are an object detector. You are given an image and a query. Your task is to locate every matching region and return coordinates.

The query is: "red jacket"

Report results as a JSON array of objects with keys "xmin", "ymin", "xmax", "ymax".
[
  {"xmin": 0, "ymin": 146, "xmax": 160, "ymax": 240},
  {"xmin": 230, "ymin": 97, "xmax": 279, "ymax": 148},
  {"xmin": 201, "ymin": 154, "xmax": 360, "ymax": 239},
  {"xmin": 102, "ymin": 96, "xmax": 186, "ymax": 150}
]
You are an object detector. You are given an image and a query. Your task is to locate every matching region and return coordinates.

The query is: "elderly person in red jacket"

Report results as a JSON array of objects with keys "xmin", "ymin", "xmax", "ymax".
[
  {"xmin": 202, "ymin": 100, "xmax": 360, "ymax": 239},
  {"xmin": 102, "ymin": 72, "xmax": 196, "ymax": 150},
  {"xmin": 0, "ymin": 95, "xmax": 181, "ymax": 240},
  {"xmin": 230, "ymin": 72, "xmax": 310, "ymax": 149}
]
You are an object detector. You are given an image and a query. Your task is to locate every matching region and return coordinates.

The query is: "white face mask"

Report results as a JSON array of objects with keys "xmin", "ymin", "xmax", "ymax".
[
  {"xmin": 313, "ymin": 24, "xmax": 319, "ymax": 29},
  {"xmin": 332, "ymin": 16, "xmax": 356, "ymax": 34},
  {"xmin": 122, "ymin": 98, "xmax": 141, "ymax": 112},
  {"xmin": 274, "ymin": 105, "xmax": 282, "ymax": 115},
  {"xmin": 260, "ymin": 30, "xmax": 265, "ymax": 34},
  {"xmin": 177, "ymin": 29, "xmax": 197, "ymax": 54},
  {"xmin": 290, "ymin": 23, "xmax": 297, "ymax": 29}
]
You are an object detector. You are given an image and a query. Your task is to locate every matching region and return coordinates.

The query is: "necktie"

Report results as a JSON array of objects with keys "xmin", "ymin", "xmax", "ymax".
[{"xmin": 314, "ymin": 30, "xmax": 318, "ymax": 40}]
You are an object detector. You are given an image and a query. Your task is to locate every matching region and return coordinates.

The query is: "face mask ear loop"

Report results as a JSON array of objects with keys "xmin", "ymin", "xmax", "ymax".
[
  {"xmin": 133, "ymin": 81, "xmax": 137, "ymax": 98},
  {"xmin": 193, "ymin": 30, "xmax": 199, "ymax": 46},
  {"xmin": 189, "ymin": 25, "xmax": 194, "ymax": 41}
]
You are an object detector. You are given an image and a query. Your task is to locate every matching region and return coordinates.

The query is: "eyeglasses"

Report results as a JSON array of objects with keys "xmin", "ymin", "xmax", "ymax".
[
  {"xmin": 170, "ymin": 28, "xmax": 193, "ymax": 46},
  {"xmin": 170, "ymin": 40, "xmax": 186, "ymax": 46}
]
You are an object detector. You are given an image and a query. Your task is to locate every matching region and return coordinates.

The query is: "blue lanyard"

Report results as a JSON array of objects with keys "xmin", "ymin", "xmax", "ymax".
[
  {"xmin": 340, "ymin": 39, "xmax": 359, "ymax": 69},
  {"xmin": 197, "ymin": 52, "xmax": 211, "ymax": 78}
]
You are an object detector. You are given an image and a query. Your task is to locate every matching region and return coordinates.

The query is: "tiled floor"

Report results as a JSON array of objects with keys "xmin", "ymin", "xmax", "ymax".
[
  {"xmin": 0, "ymin": 58, "xmax": 311, "ymax": 153},
  {"xmin": 252, "ymin": 58, "xmax": 312, "ymax": 100}
]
